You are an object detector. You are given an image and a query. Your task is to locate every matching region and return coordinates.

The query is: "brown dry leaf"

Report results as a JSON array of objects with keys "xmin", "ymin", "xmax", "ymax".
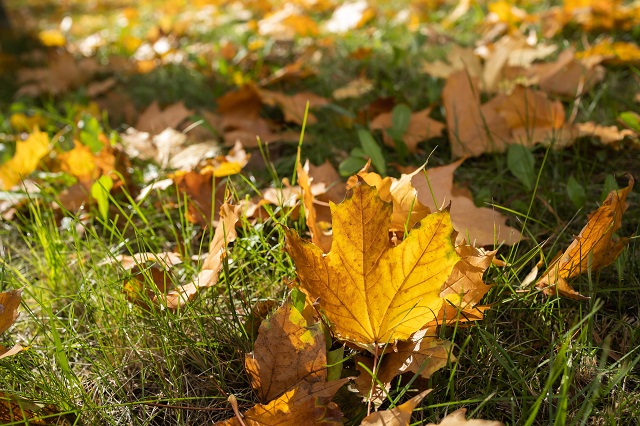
[
  {"xmin": 161, "ymin": 203, "xmax": 241, "ymax": 308},
  {"xmin": 370, "ymin": 108, "xmax": 445, "ymax": 153},
  {"xmin": 215, "ymin": 386, "xmax": 343, "ymax": 426},
  {"xmin": 173, "ymin": 169, "xmax": 226, "ymax": 226},
  {"xmin": 217, "ymin": 85, "xmax": 263, "ymax": 119},
  {"xmin": 536, "ymin": 176, "xmax": 634, "ymax": 300},
  {"xmin": 0, "ymin": 128, "xmax": 50, "ymax": 190},
  {"xmin": 0, "ymin": 392, "xmax": 74, "ymax": 425},
  {"xmin": 0, "ymin": 290, "xmax": 24, "ymax": 360},
  {"xmin": 412, "ymin": 160, "xmax": 522, "ymax": 246},
  {"xmin": 575, "ymin": 122, "xmax": 635, "ymax": 145},
  {"xmin": 526, "ymin": 49, "xmax": 606, "ymax": 98},
  {"xmin": 135, "ymin": 101, "xmax": 193, "ymax": 134},
  {"xmin": 169, "ymin": 142, "xmax": 248, "ymax": 226},
  {"xmin": 245, "ymin": 301, "xmax": 326, "ymax": 402},
  {"xmin": 426, "ymin": 408, "xmax": 504, "ymax": 425},
  {"xmin": 360, "ymin": 390, "xmax": 431, "ymax": 426},
  {"xmin": 286, "ymin": 180, "xmax": 461, "ymax": 349},
  {"xmin": 332, "ymin": 77, "xmax": 374, "ymax": 100},
  {"xmin": 443, "ymin": 71, "xmax": 510, "ymax": 158},
  {"xmin": 0, "ymin": 290, "xmax": 21, "ymax": 336},
  {"xmin": 444, "ymin": 72, "xmax": 575, "ymax": 158},
  {"xmin": 16, "ymin": 50, "xmax": 99, "ymax": 97}
]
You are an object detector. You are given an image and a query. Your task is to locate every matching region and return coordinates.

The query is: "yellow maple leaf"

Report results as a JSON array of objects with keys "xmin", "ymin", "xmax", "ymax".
[
  {"xmin": 536, "ymin": 175, "xmax": 634, "ymax": 299},
  {"xmin": 285, "ymin": 180, "xmax": 460, "ymax": 348},
  {"xmin": 0, "ymin": 128, "xmax": 49, "ymax": 190}
]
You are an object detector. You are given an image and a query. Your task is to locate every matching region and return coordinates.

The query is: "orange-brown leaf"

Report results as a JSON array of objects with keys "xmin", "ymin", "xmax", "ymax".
[
  {"xmin": 215, "ymin": 387, "xmax": 343, "ymax": 426},
  {"xmin": 161, "ymin": 203, "xmax": 241, "ymax": 308},
  {"xmin": 360, "ymin": 390, "xmax": 431, "ymax": 426},
  {"xmin": 412, "ymin": 160, "xmax": 521, "ymax": 246},
  {"xmin": 245, "ymin": 302, "xmax": 327, "ymax": 402},
  {"xmin": 536, "ymin": 176, "xmax": 634, "ymax": 299},
  {"xmin": 0, "ymin": 290, "xmax": 21, "ymax": 336}
]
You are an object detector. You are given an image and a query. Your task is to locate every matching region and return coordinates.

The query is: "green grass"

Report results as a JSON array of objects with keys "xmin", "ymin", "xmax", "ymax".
[{"xmin": 1, "ymin": 0, "xmax": 640, "ymax": 424}]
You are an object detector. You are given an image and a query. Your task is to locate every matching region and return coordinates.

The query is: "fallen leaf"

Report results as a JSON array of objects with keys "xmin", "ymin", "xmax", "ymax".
[
  {"xmin": 431, "ymin": 245, "xmax": 496, "ymax": 325},
  {"xmin": 245, "ymin": 301, "xmax": 327, "ymax": 402},
  {"xmin": 370, "ymin": 108, "xmax": 445, "ymax": 153},
  {"xmin": 360, "ymin": 390, "xmax": 431, "ymax": 426},
  {"xmin": 0, "ymin": 289, "xmax": 24, "ymax": 360},
  {"xmin": 575, "ymin": 122, "xmax": 636, "ymax": 145},
  {"xmin": 0, "ymin": 290, "xmax": 21, "ymax": 336},
  {"xmin": 332, "ymin": 77, "xmax": 374, "ymax": 100},
  {"xmin": 412, "ymin": 160, "xmax": 522, "ymax": 246},
  {"xmin": 443, "ymin": 72, "xmax": 575, "ymax": 158},
  {"xmin": 286, "ymin": 180, "xmax": 460, "ymax": 349},
  {"xmin": 0, "ymin": 128, "xmax": 50, "ymax": 190},
  {"xmin": 297, "ymin": 161, "xmax": 333, "ymax": 253},
  {"xmin": 215, "ymin": 386, "xmax": 343, "ymax": 426},
  {"xmin": 537, "ymin": 176, "xmax": 634, "ymax": 299},
  {"xmin": 135, "ymin": 101, "xmax": 193, "ymax": 134},
  {"xmin": 352, "ymin": 166, "xmax": 431, "ymax": 233},
  {"xmin": 421, "ymin": 45, "xmax": 482, "ymax": 80},
  {"xmin": 161, "ymin": 203, "xmax": 241, "ymax": 308}
]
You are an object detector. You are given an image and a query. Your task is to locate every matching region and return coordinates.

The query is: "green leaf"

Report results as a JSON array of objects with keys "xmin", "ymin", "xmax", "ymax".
[
  {"xmin": 339, "ymin": 156, "xmax": 368, "ymax": 177},
  {"xmin": 601, "ymin": 174, "xmax": 619, "ymax": 202},
  {"xmin": 290, "ymin": 288, "xmax": 307, "ymax": 315},
  {"xmin": 566, "ymin": 176, "xmax": 586, "ymax": 208},
  {"xmin": 327, "ymin": 347, "xmax": 345, "ymax": 382},
  {"xmin": 507, "ymin": 144, "xmax": 535, "ymax": 191},
  {"xmin": 91, "ymin": 175, "xmax": 113, "ymax": 220},
  {"xmin": 79, "ymin": 116, "xmax": 104, "ymax": 153},
  {"xmin": 618, "ymin": 111, "xmax": 640, "ymax": 132},
  {"xmin": 358, "ymin": 129, "xmax": 386, "ymax": 174},
  {"xmin": 391, "ymin": 104, "xmax": 412, "ymax": 137}
]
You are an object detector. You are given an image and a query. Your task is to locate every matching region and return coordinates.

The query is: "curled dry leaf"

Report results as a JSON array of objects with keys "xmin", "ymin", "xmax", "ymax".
[
  {"xmin": 430, "ymin": 245, "xmax": 496, "ymax": 326},
  {"xmin": 297, "ymin": 161, "xmax": 334, "ymax": 253},
  {"xmin": 355, "ymin": 333, "xmax": 452, "ymax": 403},
  {"xmin": 162, "ymin": 203, "xmax": 241, "ymax": 309},
  {"xmin": 411, "ymin": 159, "xmax": 522, "ymax": 246},
  {"xmin": 370, "ymin": 108, "xmax": 445, "ymax": 153},
  {"xmin": 575, "ymin": 122, "xmax": 636, "ymax": 146},
  {"xmin": 285, "ymin": 180, "xmax": 460, "ymax": 349},
  {"xmin": 426, "ymin": 408, "xmax": 504, "ymax": 425},
  {"xmin": 536, "ymin": 176, "xmax": 634, "ymax": 300},
  {"xmin": 360, "ymin": 390, "xmax": 431, "ymax": 426}
]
